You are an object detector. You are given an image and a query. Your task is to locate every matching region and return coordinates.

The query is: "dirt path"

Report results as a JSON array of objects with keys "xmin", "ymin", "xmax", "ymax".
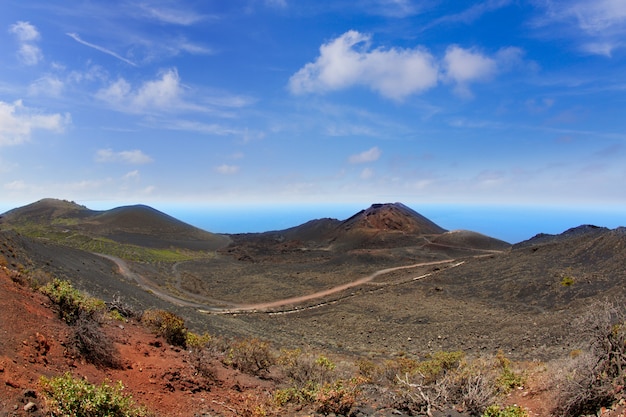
[
  {"xmin": 95, "ymin": 253, "xmax": 207, "ymax": 308},
  {"xmin": 227, "ymin": 259, "xmax": 455, "ymax": 312},
  {"xmin": 97, "ymin": 254, "xmax": 456, "ymax": 314}
]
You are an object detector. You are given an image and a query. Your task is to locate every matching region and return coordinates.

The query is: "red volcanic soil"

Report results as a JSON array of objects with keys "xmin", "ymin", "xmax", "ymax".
[{"xmin": 0, "ymin": 266, "xmax": 273, "ymax": 417}]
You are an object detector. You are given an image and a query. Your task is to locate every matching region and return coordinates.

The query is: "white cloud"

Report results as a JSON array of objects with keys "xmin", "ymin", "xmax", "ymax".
[
  {"xmin": 96, "ymin": 69, "xmax": 184, "ymax": 113},
  {"xmin": 349, "ymin": 146, "xmax": 382, "ymax": 164},
  {"xmin": 0, "ymin": 100, "xmax": 70, "ymax": 146},
  {"xmin": 8, "ymin": 21, "xmax": 42, "ymax": 65},
  {"xmin": 443, "ymin": 45, "xmax": 523, "ymax": 97},
  {"xmin": 8, "ymin": 21, "xmax": 39, "ymax": 42},
  {"xmin": 96, "ymin": 149, "xmax": 153, "ymax": 164},
  {"xmin": 289, "ymin": 30, "xmax": 439, "ymax": 100},
  {"xmin": 215, "ymin": 164, "xmax": 240, "ymax": 175}
]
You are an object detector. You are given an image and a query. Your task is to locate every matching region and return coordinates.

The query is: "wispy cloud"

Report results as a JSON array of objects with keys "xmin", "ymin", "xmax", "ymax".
[
  {"xmin": 137, "ymin": 4, "xmax": 208, "ymax": 25},
  {"xmin": 0, "ymin": 100, "xmax": 70, "ymax": 146},
  {"xmin": 8, "ymin": 21, "xmax": 43, "ymax": 65},
  {"xmin": 532, "ymin": 0, "xmax": 626, "ymax": 56},
  {"xmin": 265, "ymin": 0, "xmax": 288, "ymax": 8},
  {"xmin": 96, "ymin": 148, "xmax": 154, "ymax": 164},
  {"xmin": 67, "ymin": 32, "xmax": 137, "ymax": 66},
  {"xmin": 215, "ymin": 164, "xmax": 240, "ymax": 175},
  {"xmin": 349, "ymin": 146, "xmax": 381, "ymax": 164},
  {"xmin": 28, "ymin": 76, "xmax": 65, "ymax": 97},
  {"xmin": 427, "ymin": 0, "xmax": 513, "ymax": 27}
]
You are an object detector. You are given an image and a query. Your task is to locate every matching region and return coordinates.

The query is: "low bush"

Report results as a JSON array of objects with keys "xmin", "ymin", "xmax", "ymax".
[
  {"xmin": 315, "ymin": 379, "xmax": 361, "ymax": 415},
  {"xmin": 550, "ymin": 302, "xmax": 626, "ymax": 417},
  {"xmin": 278, "ymin": 349, "xmax": 337, "ymax": 387},
  {"xmin": 107, "ymin": 293, "xmax": 142, "ymax": 320},
  {"xmin": 72, "ymin": 313, "xmax": 122, "ymax": 369},
  {"xmin": 40, "ymin": 279, "xmax": 105, "ymax": 324},
  {"xmin": 141, "ymin": 309, "xmax": 187, "ymax": 347},
  {"xmin": 226, "ymin": 338, "xmax": 274, "ymax": 376},
  {"xmin": 40, "ymin": 372, "xmax": 148, "ymax": 417},
  {"xmin": 483, "ymin": 405, "xmax": 529, "ymax": 417}
]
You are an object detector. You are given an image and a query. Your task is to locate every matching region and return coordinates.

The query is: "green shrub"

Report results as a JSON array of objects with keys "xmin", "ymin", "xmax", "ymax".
[
  {"xmin": 416, "ymin": 350, "xmax": 465, "ymax": 383},
  {"xmin": 277, "ymin": 349, "xmax": 337, "ymax": 387},
  {"xmin": 40, "ymin": 373, "xmax": 148, "ymax": 417},
  {"xmin": 494, "ymin": 351, "xmax": 525, "ymax": 394},
  {"xmin": 141, "ymin": 309, "xmax": 187, "ymax": 347},
  {"xmin": 482, "ymin": 405, "xmax": 529, "ymax": 417},
  {"xmin": 185, "ymin": 331, "xmax": 212, "ymax": 350},
  {"xmin": 40, "ymin": 279, "xmax": 106, "ymax": 324},
  {"xmin": 560, "ymin": 276, "xmax": 575, "ymax": 286}
]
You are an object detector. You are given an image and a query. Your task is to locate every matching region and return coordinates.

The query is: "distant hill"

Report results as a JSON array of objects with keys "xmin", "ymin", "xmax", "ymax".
[
  {"xmin": 226, "ymin": 202, "xmax": 511, "ymax": 256},
  {"xmin": 1, "ymin": 198, "xmax": 231, "ymax": 251},
  {"xmin": 430, "ymin": 230, "xmax": 511, "ymax": 251},
  {"xmin": 339, "ymin": 202, "xmax": 446, "ymax": 234}
]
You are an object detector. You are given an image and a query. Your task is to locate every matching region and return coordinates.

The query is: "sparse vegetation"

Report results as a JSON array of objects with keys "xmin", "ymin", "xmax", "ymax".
[
  {"xmin": 225, "ymin": 337, "xmax": 274, "ymax": 376},
  {"xmin": 141, "ymin": 309, "xmax": 188, "ymax": 347},
  {"xmin": 72, "ymin": 313, "xmax": 122, "ymax": 369},
  {"xmin": 482, "ymin": 405, "xmax": 529, "ymax": 417},
  {"xmin": 550, "ymin": 302, "xmax": 626, "ymax": 417},
  {"xmin": 40, "ymin": 373, "xmax": 148, "ymax": 417},
  {"xmin": 40, "ymin": 278, "xmax": 106, "ymax": 324}
]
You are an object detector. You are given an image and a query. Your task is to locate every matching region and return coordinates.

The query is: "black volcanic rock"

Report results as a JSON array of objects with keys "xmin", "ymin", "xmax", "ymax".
[
  {"xmin": 513, "ymin": 224, "xmax": 609, "ymax": 249},
  {"xmin": 431, "ymin": 230, "xmax": 511, "ymax": 250}
]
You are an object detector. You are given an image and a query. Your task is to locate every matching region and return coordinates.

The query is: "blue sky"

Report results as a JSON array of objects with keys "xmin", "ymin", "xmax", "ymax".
[{"xmin": 1, "ymin": 0, "xmax": 626, "ymax": 217}]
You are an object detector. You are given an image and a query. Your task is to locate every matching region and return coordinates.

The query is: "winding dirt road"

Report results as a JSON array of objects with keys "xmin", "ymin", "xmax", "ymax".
[{"xmin": 97, "ymin": 253, "xmax": 456, "ymax": 314}]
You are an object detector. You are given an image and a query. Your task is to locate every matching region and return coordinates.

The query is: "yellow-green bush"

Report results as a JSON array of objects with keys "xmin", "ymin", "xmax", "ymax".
[
  {"xmin": 225, "ymin": 338, "xmax": 274, "ymax": 376},
  {"xmin": 40, "ymin": 279, "xmax": 105, "ymax": 324},
  {"xmin": 141, "ymin": 309, "xmax": 187, "ymax": 347},
  {"xmin": 40, "ymin": 373, "xmax": 148, "ymax": 417}
]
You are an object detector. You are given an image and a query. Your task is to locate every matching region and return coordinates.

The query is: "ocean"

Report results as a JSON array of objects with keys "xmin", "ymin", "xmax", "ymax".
[
  {"xmin": 1, "ymin": 202, "xmax": 623, "ymax": 244},
  {"xmin": 159, "ymin": 204, "xmax": 626, "ymax": 244}
]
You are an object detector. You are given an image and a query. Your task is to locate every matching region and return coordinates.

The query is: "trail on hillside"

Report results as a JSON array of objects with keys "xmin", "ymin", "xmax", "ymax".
[{"xmin": 97, "ymin": 253, "xmax": 457, "ymax": 313}]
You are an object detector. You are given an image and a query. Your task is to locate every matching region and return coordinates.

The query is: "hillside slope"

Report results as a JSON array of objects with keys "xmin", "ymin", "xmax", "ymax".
[{"xmin": 1, "ymin": 198, "xmax": 231, "ymax": 251}]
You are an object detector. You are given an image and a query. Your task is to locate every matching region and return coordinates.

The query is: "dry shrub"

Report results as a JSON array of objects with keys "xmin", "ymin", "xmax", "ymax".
[
  {"xmin": 550, "ymin": 302, "xmax": 626, "ymax": 416},
  {"xmin": 315, "ymin": 379, "xmax": 360, "ymax": 415},
  {"xmin": 107, "ymin": 293, "xmax": 142, "ymax": 320},
  {"xmin": 226, "ymin": 338, "xmax": 274, "ymax": 376},
  {"xmin": 277, "ymin": 349, "xmax": 337, "ymax": 388},
  {"xmin": 141, "ymin": 309, "xmax": 187, "ymax": 347},
  {"xmin": 72, "ymin": 312, "xmax": 122, "ymax": 369},
  {"xmin": 368, "ymin": 351, "xmax": 523, "ymax": 416}
]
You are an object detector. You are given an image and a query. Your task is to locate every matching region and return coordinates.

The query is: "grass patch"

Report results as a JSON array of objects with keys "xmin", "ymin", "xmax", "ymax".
[{"xmin": 5, "ymin": 222, "xmax": 210, "ymax": 263}]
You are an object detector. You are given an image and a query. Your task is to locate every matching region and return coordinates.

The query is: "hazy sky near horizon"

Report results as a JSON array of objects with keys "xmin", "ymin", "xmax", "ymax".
[{"xmin": 1, "ymin": 1, "xmax": 626, "ymax": 209}]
